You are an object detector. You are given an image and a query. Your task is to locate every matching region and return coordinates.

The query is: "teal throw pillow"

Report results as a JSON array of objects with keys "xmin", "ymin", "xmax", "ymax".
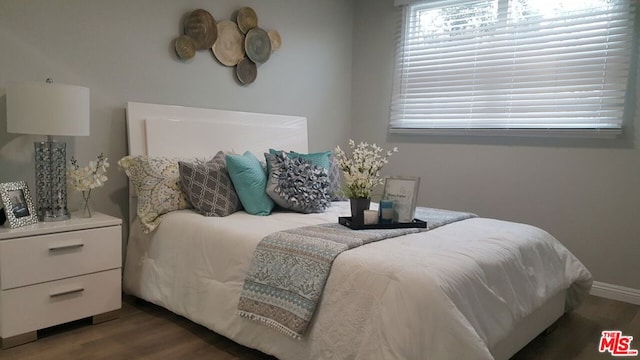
[
  {"xmin": 226, "ymin": 151, "xmax": 274, "ymax": 216},
  {"xmin": 287, "ymin": 150, "xmax": 332, "ymax": 171}
]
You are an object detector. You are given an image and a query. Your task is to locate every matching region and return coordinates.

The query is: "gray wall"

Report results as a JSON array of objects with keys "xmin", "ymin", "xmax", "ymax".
[
  {"xmin": 352, "ymin": 0, "xmax": 640, "ymax": 290},
  {"xmin": 0, "ymin": 0, "xmax": 353, "ymax": 233},
  {"xmin": 1, "ymin": 0, "xmax": 637, "ymax": 291}
]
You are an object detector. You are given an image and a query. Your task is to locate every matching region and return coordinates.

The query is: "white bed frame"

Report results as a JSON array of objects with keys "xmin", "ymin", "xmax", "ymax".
[{"xmin": 124, "ymin": 101, "xmax": 564, "ymax": 360}]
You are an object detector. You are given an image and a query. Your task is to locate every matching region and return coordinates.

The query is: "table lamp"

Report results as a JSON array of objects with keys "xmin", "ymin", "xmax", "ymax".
[{"xmin": 7, "ymin": 79, "xmax": 90, "ymax": 221}]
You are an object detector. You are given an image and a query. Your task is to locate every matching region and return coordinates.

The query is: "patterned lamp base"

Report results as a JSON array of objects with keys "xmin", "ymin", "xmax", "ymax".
[{"xmin": 34, "ymin": 140, "xmax": 70, "ymax": 221}]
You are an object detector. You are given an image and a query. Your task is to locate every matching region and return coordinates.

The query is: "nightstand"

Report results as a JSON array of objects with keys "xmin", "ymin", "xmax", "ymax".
[{"xmin": 0, "ymin": 212, "xmax": 122, "ymax": 349}]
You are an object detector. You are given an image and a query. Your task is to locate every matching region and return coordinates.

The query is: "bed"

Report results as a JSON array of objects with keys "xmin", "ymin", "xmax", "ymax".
[{"xmin": 121, "ymin": 101, "xmax": 592, "ymax": 360}]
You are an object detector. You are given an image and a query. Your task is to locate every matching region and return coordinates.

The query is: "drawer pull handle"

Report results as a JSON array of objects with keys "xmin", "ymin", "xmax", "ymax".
[
  {"xmin": 49, "ymin": 243, "xmax": 84, "ymax": 251},
  {"xmin": 50, "ymin": 287, "xmax": 85, "ymax": 297}
]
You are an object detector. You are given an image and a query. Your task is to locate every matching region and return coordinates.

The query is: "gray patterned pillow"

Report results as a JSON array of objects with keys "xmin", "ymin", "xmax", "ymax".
[
  {"xmin": 265, "ymin": 151, "xmax": 331, "ymax": 213},
  {"xmin": 329, "ymin": 154, "xmax": 346, "ymax": 201},
  {"xmin": 179, "ymin": 151, "xmax": 242, "ymax": 217}
]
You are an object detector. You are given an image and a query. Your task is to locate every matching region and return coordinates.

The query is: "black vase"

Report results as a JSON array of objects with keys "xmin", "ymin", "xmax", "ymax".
[{"xmin": 350, "ymin": 198, "xmax": 371, "ymax": 225}]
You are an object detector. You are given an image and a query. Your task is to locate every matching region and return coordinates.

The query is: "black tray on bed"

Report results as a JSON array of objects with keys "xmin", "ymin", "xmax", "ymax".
[{"xmin": 339, "ymin": 216, "xmax": 427, "ymax": 230}]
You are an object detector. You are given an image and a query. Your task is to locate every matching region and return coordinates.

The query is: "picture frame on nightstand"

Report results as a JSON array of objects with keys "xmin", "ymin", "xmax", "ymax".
[{"xmin": 0, "ymin": 181, "xmax": 38, "ymax": 228}]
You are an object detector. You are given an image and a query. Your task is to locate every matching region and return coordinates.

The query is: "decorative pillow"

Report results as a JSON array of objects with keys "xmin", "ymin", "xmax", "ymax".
[
  {"xmin": 119, "ymin": 155, "xmax": 195, "ymax": 233},
  {"xmin": 226, "ymin": 151, "xmax": 274, "ymax": 216},
  {"xmin": 286, "ymin": 150, "xmax": 331, "ymax": 170},
  {"xmin": 280, "ymin": 149, "xmax": 344, "ymax": 201},
  {"xmin": 264, "ymin": 151, "xmax": 331, "ymax": 213},
  {"xmin": 179, "ymin": 151, "xmax": 242, "ymax": 217},
  {"xmin": 328, "ymin": 154, "xmax": 346, "ymax": 201}
]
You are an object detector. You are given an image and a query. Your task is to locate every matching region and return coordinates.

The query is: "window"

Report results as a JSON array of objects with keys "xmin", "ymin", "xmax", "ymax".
[{"xmin": 390, "ymin": 0, "xmax": 636, "ymax": 136}]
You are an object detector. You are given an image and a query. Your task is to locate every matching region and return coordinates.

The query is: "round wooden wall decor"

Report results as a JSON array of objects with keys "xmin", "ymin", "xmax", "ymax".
[
  {"xmin": 268, "ymin": 30, "xmax": 281, "ymax": 52},
  {"xmin": 236, "ymin": 57, "xmax": 257, "ymax": 85},
  {"xmin": 175, "ymin": 35, "xmax": 196, "ymax": 60},
  {"xmin": 245, "ymin": 27, "xmax": 271, "ymax": 64},
  {"xmin": 184, "ymin": 9, "xmax": 218, "ymax": 50},
  {"xmin": 212, "ymin": 21, "xmax": 245, "ymax": 67},
  {"xmin": 237, "ymin": 7, "xmax": 258, "ymax": 34},
  {"xmin": 173, "ymin": 6, "xmax": 281, "ymax": 85}
]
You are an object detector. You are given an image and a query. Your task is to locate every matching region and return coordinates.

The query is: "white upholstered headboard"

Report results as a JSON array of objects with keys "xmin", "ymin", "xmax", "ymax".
[{"xmin": 125, "ymin": 101, "xmax": 308, "ymax": 225}]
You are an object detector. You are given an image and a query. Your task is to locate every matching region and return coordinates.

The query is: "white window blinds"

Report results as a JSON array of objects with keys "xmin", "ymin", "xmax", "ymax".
[{"xmin": 389, "ymin": 0, "xmax": 636, "ymax": 135}]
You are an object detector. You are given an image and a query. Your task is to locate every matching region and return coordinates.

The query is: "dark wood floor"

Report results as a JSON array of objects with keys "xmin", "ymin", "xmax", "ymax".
[{"xmin": 1, "ymin": 295, "xmax": 638, "ymax": 359}]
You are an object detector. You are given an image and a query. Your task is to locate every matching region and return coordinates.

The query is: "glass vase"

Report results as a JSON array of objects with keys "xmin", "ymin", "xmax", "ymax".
[{"xmin": 79, "ymin": 190, "xmax": 93, "ymax": 218}]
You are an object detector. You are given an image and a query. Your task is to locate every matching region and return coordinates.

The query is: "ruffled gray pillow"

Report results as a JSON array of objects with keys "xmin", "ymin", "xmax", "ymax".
[{"xmin": 265, "ymin": 151, "xmax": 331, "ymax": 213}]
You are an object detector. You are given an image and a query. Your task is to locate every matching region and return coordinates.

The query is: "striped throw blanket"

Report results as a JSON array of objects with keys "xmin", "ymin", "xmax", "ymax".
[{"xmin": 237, "ymin": 207, "xmax": 476, "ymax": 339}]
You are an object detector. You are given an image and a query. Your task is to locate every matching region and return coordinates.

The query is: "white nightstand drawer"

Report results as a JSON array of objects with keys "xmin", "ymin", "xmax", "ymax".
[
  {"xmin": 0, "ymin": 226, "xmax": 121, "ymax": 289},
  {"xmin": 0, "ymin": 269, "xmax": 121, "ymax": 338}
]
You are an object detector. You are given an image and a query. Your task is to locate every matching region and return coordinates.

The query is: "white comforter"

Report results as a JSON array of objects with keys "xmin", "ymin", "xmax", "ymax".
[{"xmin": 123, "ymin": 202, "xmax": 592, "ymax": 360}]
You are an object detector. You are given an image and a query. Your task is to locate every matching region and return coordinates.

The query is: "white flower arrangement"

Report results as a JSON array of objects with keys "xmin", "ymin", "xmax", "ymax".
[
  {"xmin": 67, "ymin": 153, "xmax": 109, "ymax": 216},
  {"xmin": 334, "ymin": 140, "xmax": 398, "ymax": 199}
]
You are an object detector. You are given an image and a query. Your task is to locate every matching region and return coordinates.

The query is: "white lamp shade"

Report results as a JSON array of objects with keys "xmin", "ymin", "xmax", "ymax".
[{"xmin": 7, "ymin": 81, "xmax": 90, "ymax": 136}]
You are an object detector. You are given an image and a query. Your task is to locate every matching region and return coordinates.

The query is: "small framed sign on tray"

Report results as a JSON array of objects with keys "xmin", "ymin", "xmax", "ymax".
[{"xmin": 382, "ymin": 176, "xmax": 420, "ymax": 223}]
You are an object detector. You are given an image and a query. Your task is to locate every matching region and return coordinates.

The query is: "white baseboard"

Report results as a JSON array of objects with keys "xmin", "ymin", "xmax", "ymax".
[{"xmin": 590, "ymin": 281, "xmax": 640, "ymax": 305}]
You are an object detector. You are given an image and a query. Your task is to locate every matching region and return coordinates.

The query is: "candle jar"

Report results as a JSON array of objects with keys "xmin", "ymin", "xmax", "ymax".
[
  {"xmin": 379, "ymin": 200, "xmax": 394, "ymax": 224},
  {"xmin": 364, "ymin": 210, "xmax": 378, "ymax": 225}
]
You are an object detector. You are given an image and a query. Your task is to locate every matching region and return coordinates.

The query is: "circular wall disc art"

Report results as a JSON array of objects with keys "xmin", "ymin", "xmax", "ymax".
[
  {"xmin": 267, "ymin": 30, "xmax": 281, "ymax": 52},
  {"xmin": 236, "ymin": 57, "xmax": 257, "ymax": 85},
  {"xmin": 184, "ymin": 9, "xmax": 218, "ymax": 50},
  {"xmin": 212, "ymin": 20, "xmax": 245, "ymax": 67},
  {"xmin": 245, "ymin": 27, "xmax": 271, "ymax": 64},
  {"xmin": 173, "ymin": 6, "xmax": 280, "ymax": 85},
  {"xmin": 175, "ymin": 35, "xmax": 196, "ymax": 60},
  {"xmin": 237, "ymin": 7, "xmax": 258, "ymax": 34}
]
